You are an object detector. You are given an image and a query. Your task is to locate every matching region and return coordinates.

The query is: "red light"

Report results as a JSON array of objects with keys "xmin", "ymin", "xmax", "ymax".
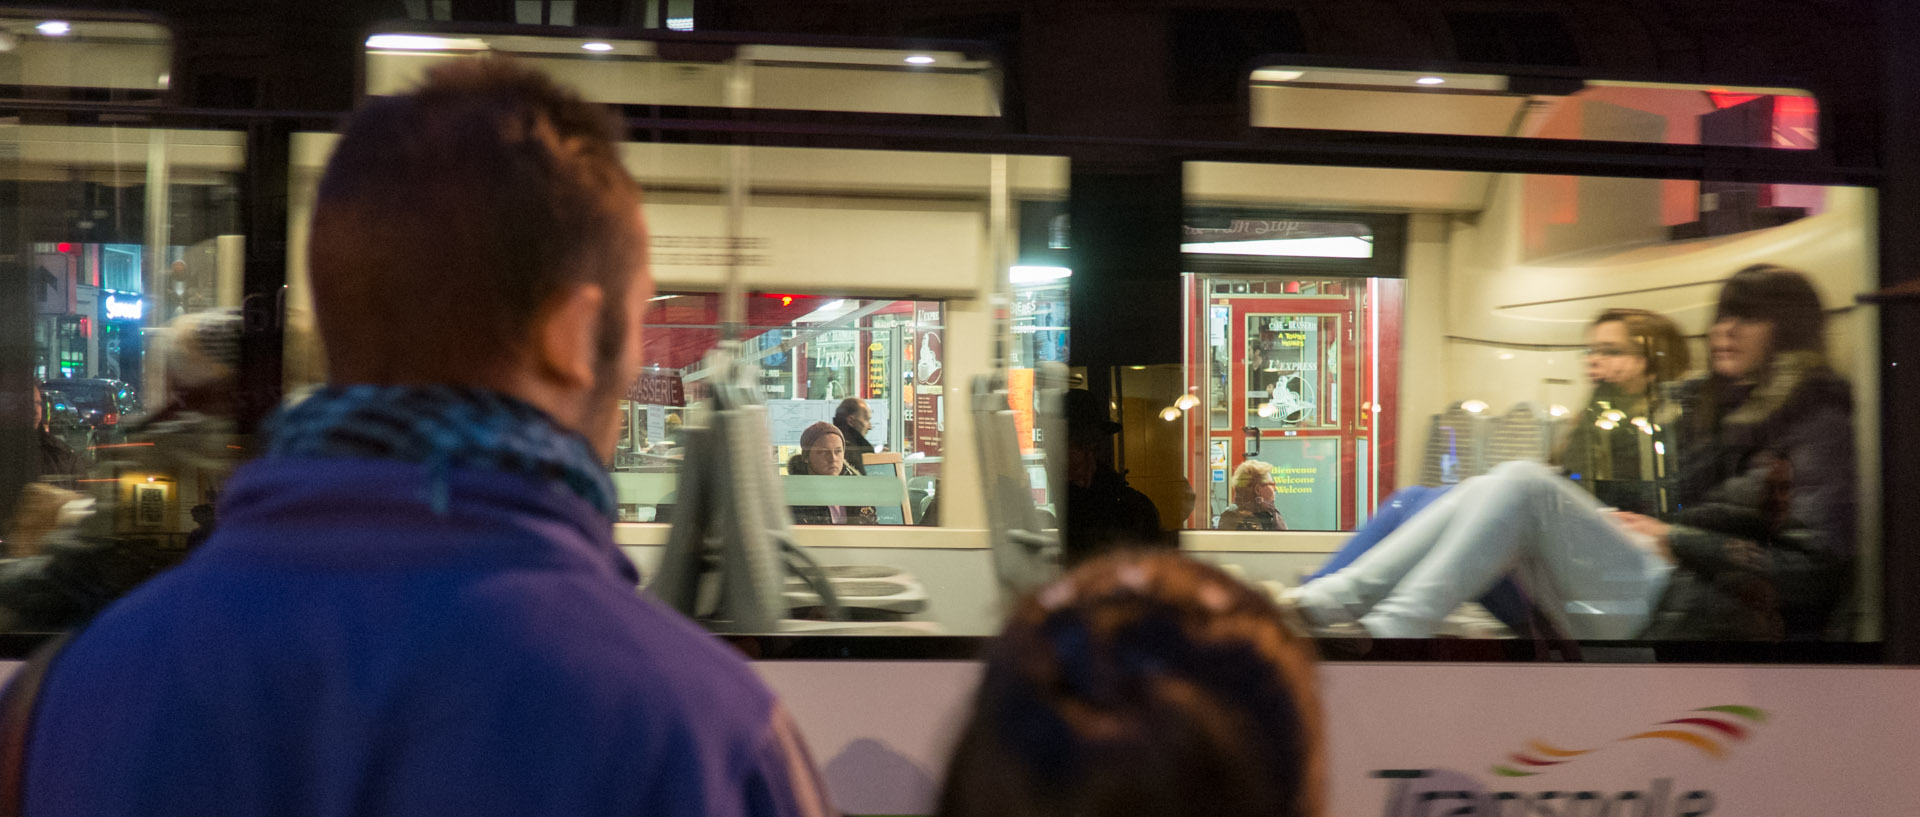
[
  {"xmin": 55, "ymin": 242, "xmax": 73, "ymax": 253},
  {"xmin": 1706, "ymin": 90, "xmax": 1763, "ymax": 110},
  {"xmin": 102, "ymin": 412, "xmax": 118, "ymax": 426}
]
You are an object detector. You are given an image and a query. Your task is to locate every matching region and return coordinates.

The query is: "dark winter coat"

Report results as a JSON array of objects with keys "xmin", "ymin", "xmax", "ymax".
[{"xmin": 1643, "ymin": 354, "xmax": 1855, "ymax": 640}]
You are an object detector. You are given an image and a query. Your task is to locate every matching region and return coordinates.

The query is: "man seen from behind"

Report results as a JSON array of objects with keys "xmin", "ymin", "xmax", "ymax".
[{"xmin": 20, "ymin": 59, "xmax": 833, "ymax": 817}]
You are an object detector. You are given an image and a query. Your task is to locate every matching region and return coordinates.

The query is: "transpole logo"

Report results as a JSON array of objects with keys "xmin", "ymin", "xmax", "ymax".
[{"xmin": 1490, "ymin": 705, "xmax": 1769, "ymax": 777}]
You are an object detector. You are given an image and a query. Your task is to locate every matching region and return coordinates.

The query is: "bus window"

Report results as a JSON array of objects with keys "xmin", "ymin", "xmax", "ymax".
[
  {"xmin": 0, "ymin": 120, "xmax": 248, "ymax": 634},
  {"xmin": 1159, "ymin": 158, "xmax": 1877, "ymax": 642},
  {"xmin": 288, "ymin": 120, "xmax": 1070, "ymax": 632},
  {"xmin": 621, "ymin": 293, "xmax": 951, "ymax": 527}
]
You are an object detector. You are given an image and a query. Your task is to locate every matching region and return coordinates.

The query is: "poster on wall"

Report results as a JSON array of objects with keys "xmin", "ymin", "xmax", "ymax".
[
  {"xmin": 134, "ymin": 483, "xmax": 167, "ymax": 528},
  {"xmin": 913, "ymin": 392, "xmax": 943, "ymax": 456},
  {"xmin": 912, "ymin": 326, "xmax": 944, "ymax": 455},
  {"xmin": 1255, "ymin": 436, "xmax": 1338, "ymax": 530}
]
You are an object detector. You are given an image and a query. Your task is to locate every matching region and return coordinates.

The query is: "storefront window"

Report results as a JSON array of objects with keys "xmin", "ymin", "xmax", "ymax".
[
  {"xmin": 614, "ymin": 293, "xmax": 949, "ymax": 526},
  {"xmin": 1187, "ymin": 276, "xmax": 1402, "ymax": 532}
]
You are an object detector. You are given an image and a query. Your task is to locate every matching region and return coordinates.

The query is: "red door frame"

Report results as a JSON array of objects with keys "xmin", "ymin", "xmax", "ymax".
[{"xmin": 1185, "ymin": 276, "xmax": 1401, "ymax": 531}]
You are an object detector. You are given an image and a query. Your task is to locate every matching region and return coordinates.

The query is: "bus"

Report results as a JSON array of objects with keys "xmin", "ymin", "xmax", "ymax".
[{"xmin": 1, "ymin": 6, "xmax": 1916, "ymax": 814}]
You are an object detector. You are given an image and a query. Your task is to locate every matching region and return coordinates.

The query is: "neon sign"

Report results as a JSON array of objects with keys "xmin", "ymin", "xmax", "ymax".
[{"xmin": 104, "ymin": 294, "xmax": 143, "ymax": 321}]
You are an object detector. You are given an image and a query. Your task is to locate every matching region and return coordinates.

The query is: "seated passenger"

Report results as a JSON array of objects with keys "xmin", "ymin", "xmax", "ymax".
[
  {"xmin": 1299, "ymin": 308, "xmax": 1690, "ymax": 635},
  {"xmin": 1559, "ymin": 308, "xmax": 1692, "ymax": 514},
  {"xmin": 787, "ymin": 420, "xmax": 877, "ymax": 525},
  {"xmin": 832, "ymin": 397, "xmax": 876, "ymax": 475},
  {"xmin": 1216, "ymin": 460, "xmax": 1288, "ymax": 531},
  {"xmin": 1286, "ymin": 265, "xmax": 1853, "ymax": 640},
  {"xmin": 938, "ymin": 551, "xmax": 1323, "ymax": 817}
]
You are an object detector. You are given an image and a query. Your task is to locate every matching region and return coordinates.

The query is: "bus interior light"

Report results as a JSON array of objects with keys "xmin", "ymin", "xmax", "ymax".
[
  {"xmin": 365, "ymin": 34, "xmax": 489, "ymax": 51},
  {"xmin": 36, "ymin": 21, "xmax": 71, "ymax": 36},
  {"xmin": 1010, "ymin": 265, "xmax": 1072, "ymax": 283}
]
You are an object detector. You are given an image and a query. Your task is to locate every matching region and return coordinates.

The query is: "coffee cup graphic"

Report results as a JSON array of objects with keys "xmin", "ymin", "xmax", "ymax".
[{"xmin": 917, "ymin": 333, "xmax": 943, "ymax": 386}]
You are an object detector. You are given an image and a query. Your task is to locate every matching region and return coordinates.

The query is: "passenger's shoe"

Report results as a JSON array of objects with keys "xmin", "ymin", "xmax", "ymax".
[{"xmin": 1273, "ymin": 586, "xmax": 1375, "ymax": 656}]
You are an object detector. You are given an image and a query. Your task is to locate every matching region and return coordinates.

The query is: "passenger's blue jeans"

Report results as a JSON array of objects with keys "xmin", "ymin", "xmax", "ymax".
[
  {"xmin": 1293, "ymin": 461, "xmax": 1673, "ymax": 639},
  {"xmin": 1306, "ymin": 485, "xmax": 1533, "ymax": 634}
]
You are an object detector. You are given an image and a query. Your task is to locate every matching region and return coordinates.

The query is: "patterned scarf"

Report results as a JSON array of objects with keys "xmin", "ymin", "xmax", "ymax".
[{"xmin": 266, "ymin": 385, "xmax": 617, "ymax": 521}]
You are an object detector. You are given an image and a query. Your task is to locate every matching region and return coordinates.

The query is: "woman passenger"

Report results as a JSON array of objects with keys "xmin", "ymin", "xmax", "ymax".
[
  {"xmin": 786, "ymin": 421, "xmax": 877, "ymax": 525},
  {"xmin": 1285, "ymin": 265, "xmax": 1853, "ymax": 640},
  {"xmin": 938, "ymin": 551, "xmax": 1323, "ymax": 817},
  {"xmin": 1216, "ymin": 460, "xmax": 1288, "ymax": 531},
  {"xmin": 1558, "ymin": 308, "xmax": 1691, "ymax": 514},
  {"xmin": 1300, "ymin": 308, "xmax": 1690, "ymax": 620}
]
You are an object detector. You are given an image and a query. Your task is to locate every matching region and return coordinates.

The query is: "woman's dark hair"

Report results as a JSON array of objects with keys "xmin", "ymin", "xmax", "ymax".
[
  {"xmin": 1715, "ymin": 264, "xmax": 1827, "ymax": 358},
  {"xmin": 938, "ymin": 551, "xmax": 1322, "ymax": 817},
  {"xmin": 1590, "ymin": 308, "xmax": 1691, "ymax": 384}
]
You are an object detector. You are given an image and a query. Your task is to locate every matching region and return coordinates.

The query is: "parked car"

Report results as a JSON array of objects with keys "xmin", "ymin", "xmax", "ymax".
[{"xmin": 39, "ymin": 378, "xmax": 140, "ymax": 432}]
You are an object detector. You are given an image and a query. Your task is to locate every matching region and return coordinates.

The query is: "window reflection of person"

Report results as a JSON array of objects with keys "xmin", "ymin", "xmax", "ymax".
[
  {"xmin": 1063, "ymin": 390, "xmax": 1163, "ymax": 565},
  {"xmin": 29, "ymin": 381, "xmax": 81, "ymax": 489},
  {"xmin": 787, "ymin": 421, "xmax": 876, "ymax": 525},
  {"xmin": 1216, "ymin": 460, "xmax": 1287, "ymax": 531},
  {"xmin": 6, "ymin": 382, "xmax": 87, "ymax": 557}
]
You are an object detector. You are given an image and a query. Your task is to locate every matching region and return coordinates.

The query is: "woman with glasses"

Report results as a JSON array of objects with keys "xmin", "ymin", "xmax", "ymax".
[
  {"xmin": 1295, "ymin": 308, "xmax": 1690, "ymax": 622},
  {"xmin": 1216, "ymin": 459, "xmax": 1288, "ymax": 531},
  {"xmin": 1560, "ymin": 308, "xmax": 1690, "ymax": 514},
  {"xmin": 1285, "ymin": 266, "xmax": 1854, "ymax": 641}
]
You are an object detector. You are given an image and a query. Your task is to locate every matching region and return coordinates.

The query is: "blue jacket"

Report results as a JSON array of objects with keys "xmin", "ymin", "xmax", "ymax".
[{"xmin": 25, "ymin": 458, "xmax": 832, "ymax": 817}]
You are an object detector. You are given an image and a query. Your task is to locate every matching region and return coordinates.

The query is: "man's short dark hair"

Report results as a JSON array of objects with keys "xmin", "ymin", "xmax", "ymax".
[
  {"xmin": 834, "ymin": 397, "xmax": 866, "ymax": 424},
  {"xmin": 310, "ymin": 58, "xmax": 644, "ymax": 385}
]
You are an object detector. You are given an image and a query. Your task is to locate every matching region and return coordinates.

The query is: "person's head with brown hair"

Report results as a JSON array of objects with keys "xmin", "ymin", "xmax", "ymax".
[
  {"xmin": 938, "ymin": 551, "xmax": 1324, "ymax": 817},
  {"xmin": 795, "ymin": 421, "xmax": 847, "ymax": 476},
  {"xmin": 1585, "ymin": 308, "xmax": 1691, "ymax": 394},
  {"xmin": 309, "ymin": 57, "xmax": 651, "ymax": 457}
]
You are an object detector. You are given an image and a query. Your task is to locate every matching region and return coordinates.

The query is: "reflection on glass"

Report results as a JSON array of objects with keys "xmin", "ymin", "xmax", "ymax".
[
  {"xmin": 1250, "ymin": 65, "xmax": 1819, "ymax": 150},
  {"xmin": 2, "ymin": 126, "xmax": 245, "ymax": 633},
  {"xmin": 0, "ymin": 15, "xmax": 171, "ymax": 99},
  {"xmin": 364, "ymin": 30, "xmax": 1000, "ymax": 117}
]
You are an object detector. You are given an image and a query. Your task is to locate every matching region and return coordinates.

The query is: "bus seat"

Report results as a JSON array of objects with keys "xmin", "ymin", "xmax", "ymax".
[{"xmin": 1417, "ymin": 402, "xmax": 1490, "ymax": 487}]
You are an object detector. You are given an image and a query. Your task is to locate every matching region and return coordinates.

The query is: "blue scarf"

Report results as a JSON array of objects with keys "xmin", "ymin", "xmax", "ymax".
[{"xmin": 266, "ymin": 385, "xmax": 617, "ymax": 521}]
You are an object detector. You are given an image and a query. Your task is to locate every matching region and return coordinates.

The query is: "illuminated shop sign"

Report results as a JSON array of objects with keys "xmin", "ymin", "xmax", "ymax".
[{"xmin": 103, "ymin": 294, "xmax": 144, "ymax": 321}]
